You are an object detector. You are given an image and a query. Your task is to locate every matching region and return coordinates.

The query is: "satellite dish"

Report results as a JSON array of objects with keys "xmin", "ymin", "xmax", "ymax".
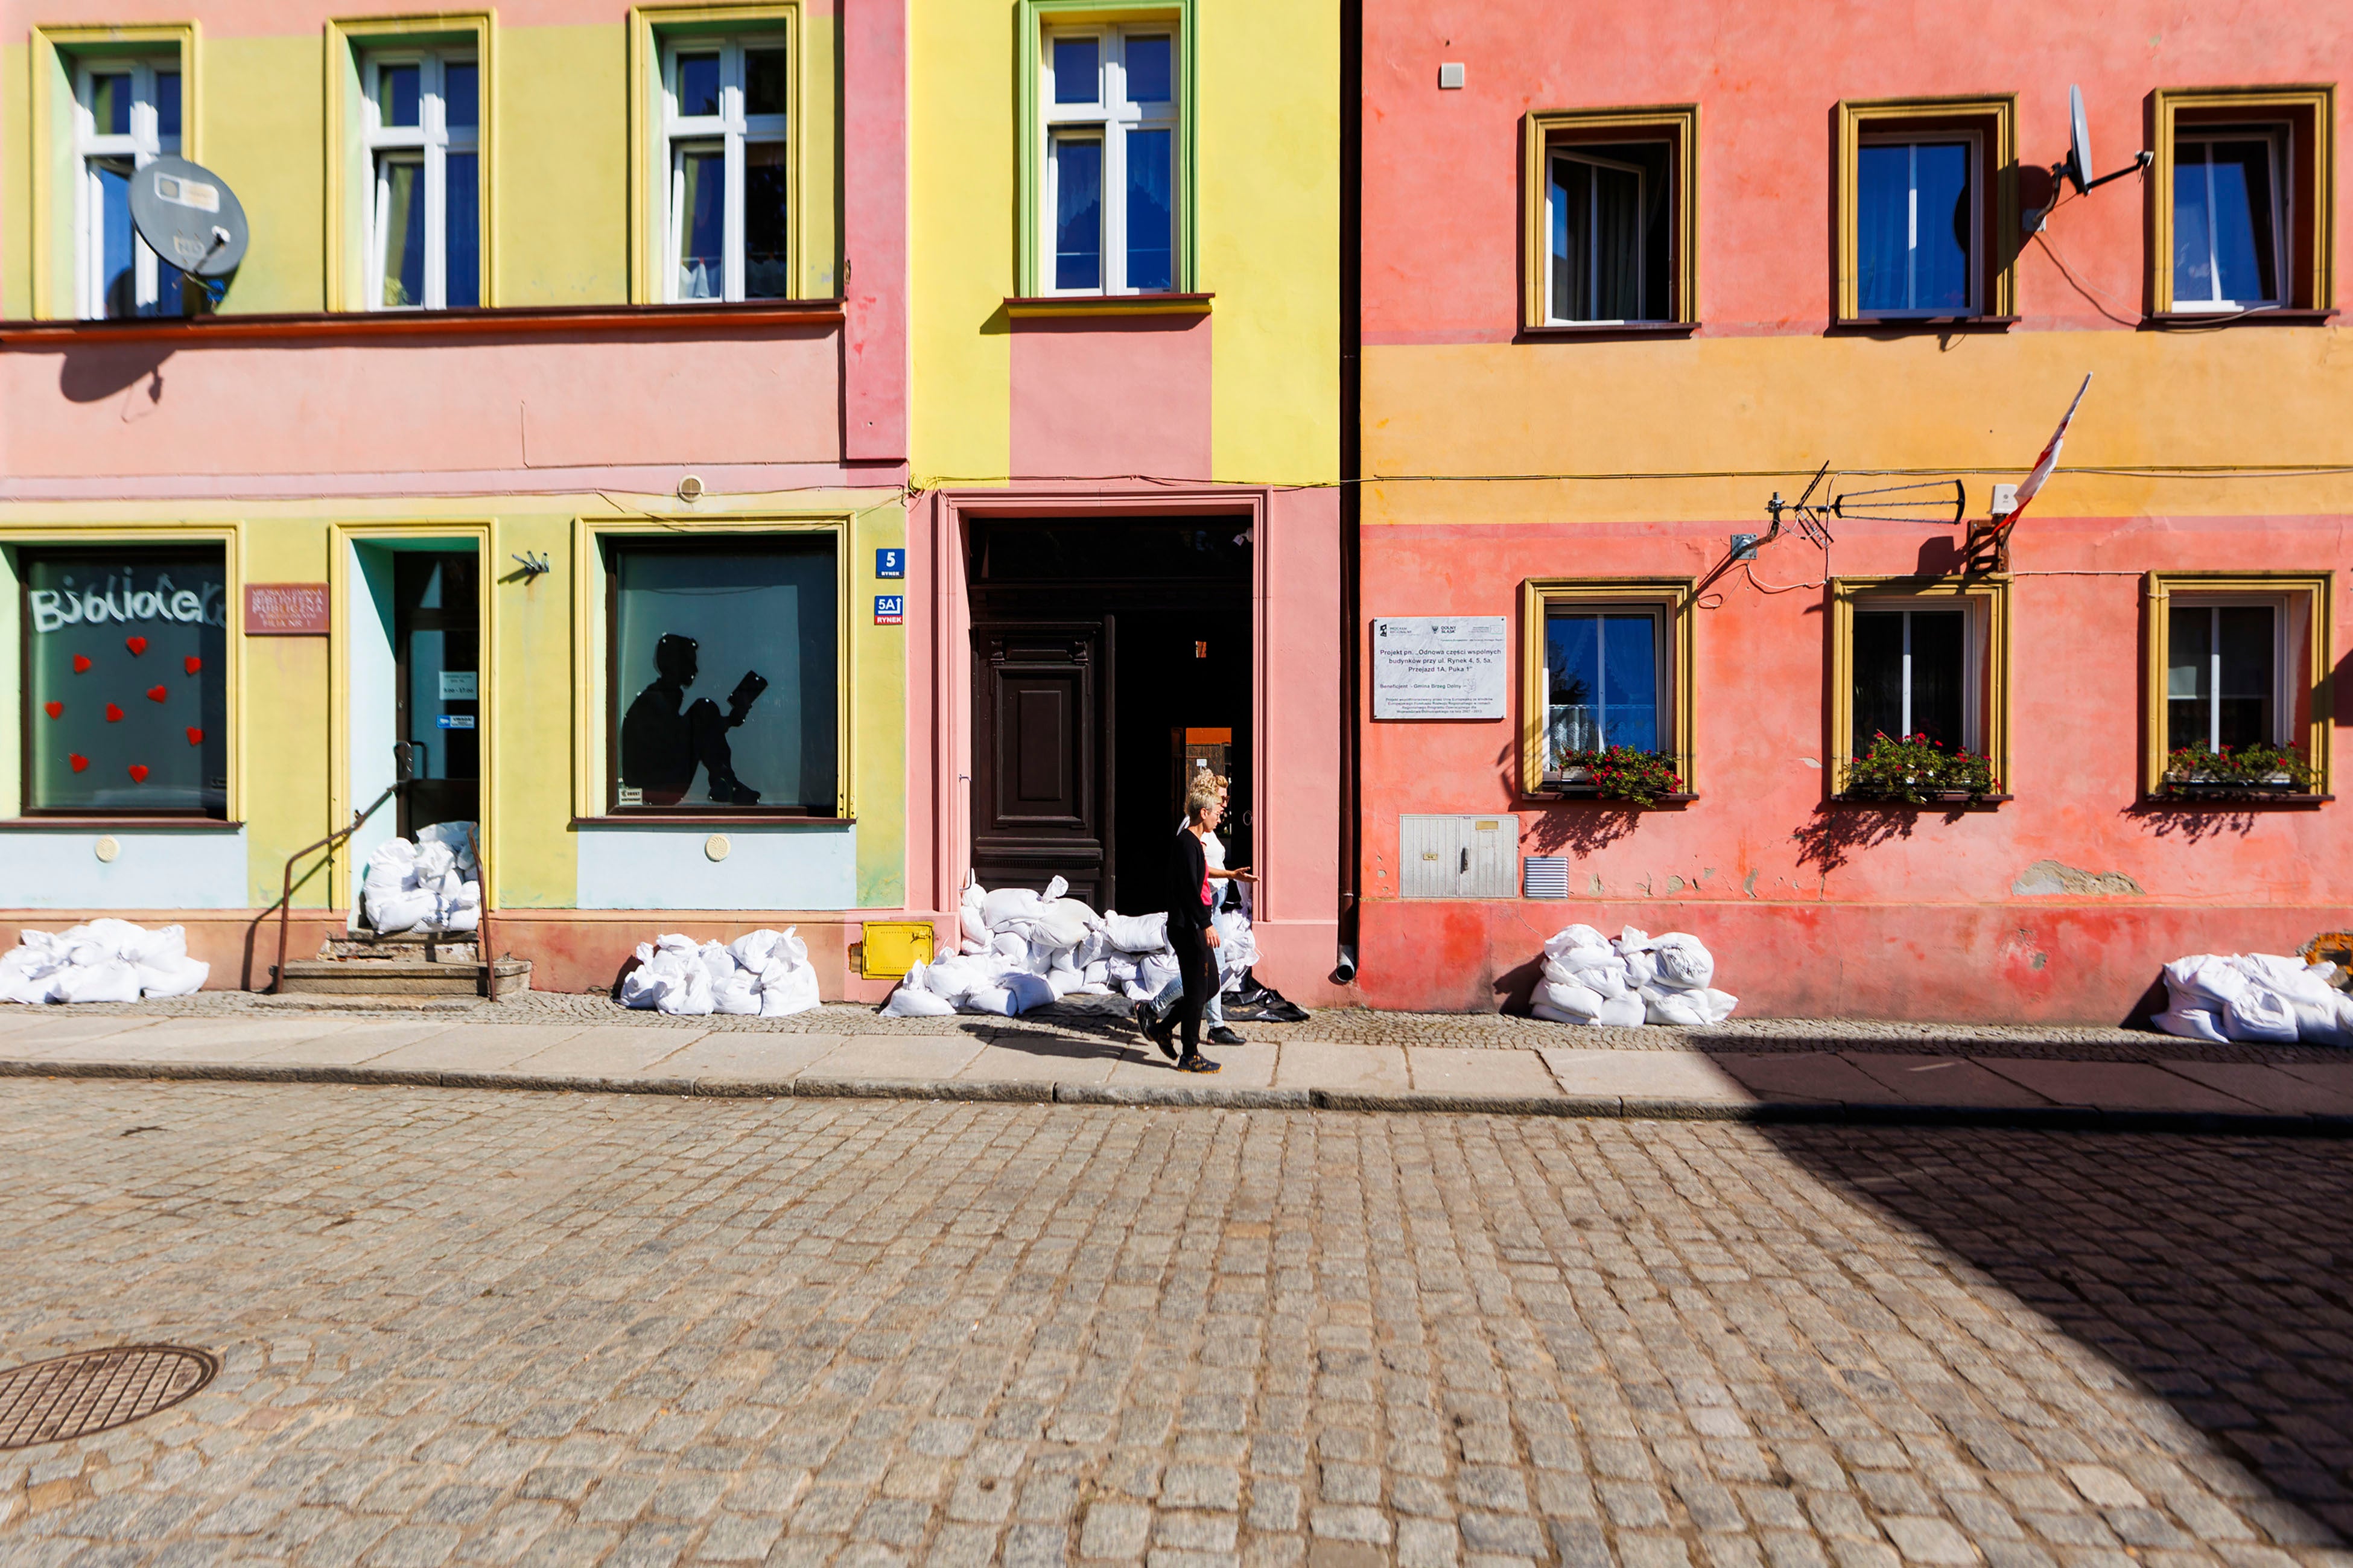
[
  {"xmin": 2063, "ymin": 84, "xmax": 2094, "ymax": 194},
  {"xmin": 129, "ymin": 156, "xmax": 249, "ymax": 281}
]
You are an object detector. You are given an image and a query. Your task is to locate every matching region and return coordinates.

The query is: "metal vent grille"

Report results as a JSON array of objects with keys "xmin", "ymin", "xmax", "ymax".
[{"xmin": 1523, "ymin": 856, "xmax": 1569, "ymax": 899}]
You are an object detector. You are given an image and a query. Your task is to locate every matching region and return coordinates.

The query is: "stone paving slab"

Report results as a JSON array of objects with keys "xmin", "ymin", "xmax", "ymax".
[
  {"xmin": 1978, "ymin": 1056, "xmax": 2268, "ymax": 1113},
  {"xmin": 1406, "ymin": 1044, "xmax": 1559, "ymax": 1097},
  {"xmin": 244, "ymin": 1021, "xmax": 457, "ymax": 1064},
  {"xmin": 1274, "ymin": 1039, "xmax": 1406, "ymax": 1093},
  {"xmin": 1842, "ymin": 1052, "xmax": 2059, "ymax": 1107},
  {"xmin": 1709, "ymin": 1050, "xmax": 1881, "ymax": 1102},
  {"xmin": 357, "ymin": 1022, "xmax": 591, "ymax": 1073},
  {"xmin": 1540, "ymin": 1045, "xmax": 1753, "ymax": 1103},
  {"xmin": 512, "ymin": 1023, "xmax": 711, "ymax": 1076},
  {"xmin": 2162, "ymin": 1060, "xmax": 2353, "ymax": 1115}
]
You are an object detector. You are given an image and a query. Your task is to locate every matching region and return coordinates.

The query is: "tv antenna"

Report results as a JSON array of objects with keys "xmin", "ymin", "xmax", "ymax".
[
  {"xmin": 2027, "ymin": 86, "xmax": 2151, "ymax": 231},
  {"xmin": 129, "ymin": 156, "xmax": 250, "ymax": 311},
  {"xmin": 1761, "ymin": 464, "xmax": 1966, "ymax": 550}
]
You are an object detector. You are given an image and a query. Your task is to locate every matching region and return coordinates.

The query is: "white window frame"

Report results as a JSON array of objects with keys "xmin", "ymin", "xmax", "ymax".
[
  {"xmin": 2171, "ymin": 127, "xmax": 2288, "ymax": 313},
  {"xmin": 1545, "ymin": 144, "xmax": 1666, "ymax": 325},
  {"xmin": 1850, "ymin": 601, "xmax": 1984, "ymax": 752},
  {"xmin": 361, "ymin": 49, "xmax": 478, "ymax": 311},
  {"xmin": 1855, "ymin": 130, "xmax": 1982, "ymax": 319},
  {"xmin": 2165, "ymin": 595, "xmax": 2292, "ymax": 750},
  {"xmin": 1039, "ymin": 24, "xmax": 1180, "ymax": 296},
  {"xmin": 73, "ymin": 59, "xmax": 181, "ymax": 320},
  {"xmin": 660, "ymin": 36, "xmax": 790, "ymax": 303}
]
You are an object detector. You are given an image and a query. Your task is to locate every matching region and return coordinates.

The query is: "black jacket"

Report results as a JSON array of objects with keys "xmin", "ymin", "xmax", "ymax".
[{"xmin": 1168, "ymin": 828, "xmax": 1214, "ymax": 932}]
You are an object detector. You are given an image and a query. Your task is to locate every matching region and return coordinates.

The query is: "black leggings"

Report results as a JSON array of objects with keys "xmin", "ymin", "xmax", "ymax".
[{"xmin": 1168, "ymin": 922, "xmax": 1216, "ymax": 1055}]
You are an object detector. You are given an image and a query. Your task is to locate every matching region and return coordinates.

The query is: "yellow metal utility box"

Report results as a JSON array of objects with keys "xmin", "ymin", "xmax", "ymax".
[{"xmin": 857, "ymin": 921, "xmax": 936, "ymax": 980}]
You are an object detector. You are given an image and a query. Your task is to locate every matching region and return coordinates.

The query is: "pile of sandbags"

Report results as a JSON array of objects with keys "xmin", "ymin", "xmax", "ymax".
[
  {"xmin": 0, "ymin": 919, "xmax": 208, "ymax": 1004},
  {"xmin": 355, "ymin": 823, "xmax": 482, "ymax": 936},
  {"xmin": 621, "ymin": 928, "xmax": 821, "ymax": 1018},
  {"xmin": 1531, "ymin": 923, "xmax": 1736, "ymax": 1027},
  {"xmin": 2155, "ymin": 952, "xmax": 2353, "ymax": 1046}
]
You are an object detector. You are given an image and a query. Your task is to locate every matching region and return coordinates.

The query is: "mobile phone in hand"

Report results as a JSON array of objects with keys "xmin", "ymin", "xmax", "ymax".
[{"xmin": 729, "ymin": 670, "xmax": 769, "ymax": 711}]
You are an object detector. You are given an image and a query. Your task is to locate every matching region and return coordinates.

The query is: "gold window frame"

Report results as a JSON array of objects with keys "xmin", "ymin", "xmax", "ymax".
[
  {"xmin": 1828, "ymin": 575, "xmax": 2011, "ymax": 798},
  {"xmin": 1834, "ymin": 94, "xmax": 2019, "ymax": 322},
  {"xmin": 1517, "ymin": 577, "xmax": 1696, "ymax": 797},
  {"xmin": 2150, "ymin": 86, "xmax": 2335, "ymax": 315},
  {"xmin": 2141, "ymin": 571, "xmax": 2332, "ymax": 798},
  {"xmin": 1520, "ymin": 105, "xmax": 1699, "ymax": 331}
]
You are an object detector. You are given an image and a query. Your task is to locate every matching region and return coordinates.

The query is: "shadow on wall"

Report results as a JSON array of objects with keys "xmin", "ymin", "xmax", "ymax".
[
  {"xmin": 1762, "ymin": 1123, "xmax": 2353, "ymax": 1551},
  {"xmin": 56, "ymin": 341, "xmax": 174, "ymax": 403}
]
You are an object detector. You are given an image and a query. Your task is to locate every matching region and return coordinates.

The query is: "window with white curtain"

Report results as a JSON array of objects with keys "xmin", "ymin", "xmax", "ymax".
[
  {"xmin": 74, "ymin": 59, "xmax": 184, "ymax": 319},
  {"xmin": 1854, "ymin": 135, "xmax": 1978, "ymax": 317},
  {"xmin": 662, "ymin": 37, "xmax": 790, "ymax": 302},
  {"xmin": 362, "ymin": 50, "xmax": 480, "ymax": 309},
  {"xmin": 1546, "ymin": 141, "xmax": 1672, "ymax": 323},
  {"xmin": 1040, "ymin": 25, "xmax": 1177, "ymax": 294},
  {"xmin": 2171, "ymin": 129, "xmax": 2285, "ymax": 311}
]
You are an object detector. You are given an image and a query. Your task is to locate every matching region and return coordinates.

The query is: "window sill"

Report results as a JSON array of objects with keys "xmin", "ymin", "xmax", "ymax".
[
  {"xmin": 0, "ymin": 817, "xmax": 242, "ymax": 830},
  {"xmin": 1829, "ymin": 793, "xmax": 2012, "ymax": 810},
  {"xmin": 1003, "ymin": 293, "xmax": 1214, "ymax": 319},
  {"xmin": 2144, "ymin": 308, "xmax": 2337, "ymax": 328},
  {"xmin": 0, "ymin": 299, "xmax": 847, "ymax": 347},
  {"xmin": 1518, "ymin": 320, "xmax": 1700, "ymax": 340},
  {"xmin": 2143, "ymin": 790, "xmax": 2332, "ymax": 807},
  {"xmin": 572, "ymin": 815, "xmax": 856, "ymax": 828},
  {"xmin": 1829, "ymin": 315, "xmax": 2018, "ymax": 334},
  {"xmin": 1530, "ymin": 787, "xmax": 1698, "ymax": 807}
]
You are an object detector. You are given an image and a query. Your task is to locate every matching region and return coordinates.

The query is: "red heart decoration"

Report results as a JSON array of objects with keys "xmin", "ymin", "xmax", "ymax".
[
  {"xmin": 69, "ymin": 754, "xmax": 89, "ymax": 773},
  {"xmin": 127, "ymin": 764, "xmax": 150, "ymax": 783},
  {"xmin": 125, "ymin": 636, "xmax": 148, "ymax": 656},
  {"xmin": 184, "ymin": 655, "xmax": 203, "ymax": 676},
  {"xmin": 104, "ymin": 703, "xmax": 124, "ymax": 722},
  {"xmin": 72, "ymin": 655, "xmax": 92, "ymax": 674},
  {"xmin": 147, "ymin": 685, "xmax": 168, "ymax": 703},
  {"xmin": 186, "ymin": 727, "xmax": 205, "ymax": 746},
  {"xmin": 44, "ymin": 701, "xmax": 63, "ymax": 719}
]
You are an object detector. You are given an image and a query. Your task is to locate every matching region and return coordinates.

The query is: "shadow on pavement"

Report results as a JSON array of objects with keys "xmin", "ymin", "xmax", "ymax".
[{"xmin": 1763, "ymin": 1123, "xmax": 2353, "ymax": 1546}]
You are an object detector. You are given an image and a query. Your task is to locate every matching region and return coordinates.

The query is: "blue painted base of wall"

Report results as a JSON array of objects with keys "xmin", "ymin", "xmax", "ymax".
[
  {"xmin": 574, "ymin": 824, "xmax": 857, "ymax": 910},
  {"xmin": 0, "ymin": 828, "xmax": 250, "ymax": 909}
]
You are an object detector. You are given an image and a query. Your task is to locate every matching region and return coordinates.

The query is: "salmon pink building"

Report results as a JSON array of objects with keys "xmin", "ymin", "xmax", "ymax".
[{"xmin": 1351, "ymin": 0, "xmax": 2350, "ymax": 1021}]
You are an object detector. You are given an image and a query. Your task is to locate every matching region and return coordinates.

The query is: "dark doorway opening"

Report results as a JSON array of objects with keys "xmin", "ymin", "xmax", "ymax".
[
  {"xmin": 968, "ymin": 516, "xmax": 1252, "ymax": 915},
  {"xmin": 392, "ymin": 550, "xmax": 480, "ymax": 839}
]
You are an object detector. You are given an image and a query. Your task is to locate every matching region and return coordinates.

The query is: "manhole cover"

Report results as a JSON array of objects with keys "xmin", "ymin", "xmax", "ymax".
[{"xmin": 0, "ymin": 1345, "xmax": 217, "ymax": 1450}]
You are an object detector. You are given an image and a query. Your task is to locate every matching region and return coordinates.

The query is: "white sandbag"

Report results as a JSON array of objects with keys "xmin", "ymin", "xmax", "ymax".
[
  {"xmin": 415, "ymin": 820, "xmax": 479, "ymax": 873},
  {"xmin": 2163, "ymin": 954, "xmax": 2249, "ymax": 1009},
  {"xmin": 712, "ymin": 967, "xmax": 763, "ymax": 1015},
  {"xmin": 697, "ymin": 941, "xmax": 738, "ymax": 986},
  {"xmin": 1103, "ymin": 951, "xmax": 1140, "ymax": 984},
  {"xmin": 1618, "ymin": 947, "xmax": 1659, "ymax": 991},
  {"xmin": 982, "ymin": 887, "xmax": 1045, "ymax": 928},
  {"xmin": 730, "ymin": 928, "xmax": 786, "ymax": 973},
  {"xmin": 1035, "ymin": 898, "xmax": 1095, "ymax": 950},
  {"xmin": 2153, "ymin": 1006, "xmax": 2229, "ymax": 1044},
  {"xmin": 1042, "ymin": 875, "xmax": 1069, "ymax": 901},
  {"xmin": 366, "ymin": 884, "xmax": 439, "ymax": 935},
  {"xmin": 365, "ymin": 837, "xmax": 419, "ymax": 887},
  {"xmin": 2221, "ymin": 984, "xmax": 2298, "ymax": 1043},
  {"xmin": 1001, "ymin": 972, "xmax": 1056, "ymax": 1014},
  {"xmin": 440, "ymin": 904, "xmax": 481, "ymax": 933},
  {"xmin": 1121, "ymin": 979, "xmax": 1157, "ymax": 1003},
  {"xmin": 1593, "ymin": 994, "xmax": 1646, "ymax": 1027},
  {"xmin": 1212, "ymin": 910, "xmax": 1259, "ymax": 973},
  {"xmin": 658, "ymin": 959, "xmax": 714, "ymax": 1015},
  {"xmin": 1139, "ymin": 951, "xmax": 1181, "ymax": 990},
  {"xmin": 961, "ymin": 939, "xmax": 986, "ymax": 956},
  {"xmin": 918, "ymin": 955, "xmax": 989, "ymax": 1002},
  {"xmin": 1642, "ymin": 987, "xmax": 1713, "ymax": 1027},
  {"xmin": 136, "ymin": 956, "xmax": 209, "ymax": 998},
  {"xmin": 72, "ymin": 917, "xmax": 151, "ymax": 962},
  {"xmin": 1083, "ymin": 959, "xmax": 1110, "ymax": 985},
  {"xmin": 991, "ymin": 932, "xmax": 1029, "ymax": 964},
  {"xmin": 1, "ymin": 939, "xmax": 65, "ymax": 1003},
  {"xmin": 1542, "ymin": 924, "xmax": 1610, "ymax": 961},
  {"xmin": 961, "ymin": 984, "xmax": 1016, "ymax": 1015},
  {"xmin": 1100, "ymin": 910, "xmax": 1168, "ymax": 953},
  {"xmin": 124, "ymin": 924, "xmax": 189, "ymax": 967},
  {"xmin": 413, "ymin": 840, "xmax": 456, "ymax": 884},
  {"xmin": 1546, "ymin": 950, "xmax": 1630, "ymax": 997},
  {"xmin": 1695, "ymin": 988, "xmax": 1739, "ymax": 1024},
  {"xmin": 56, "ymin": 959, "xmax": 143, "ymax": 1004},
  {"xmin": 1045, "ymin": 967, "xmax": 1086, "ymax": 999},
  {"xmin": 1648, "ymin": 933, "xmax": 1715, "ymax": 991},
  {"xmin": 1540, "ymin": 980, "xmax": 1606, "ymax": 1021},
  {"xmin": 881, "ymin": 983, "xmax": 955, "ymax": 1017},
  {"xmin": 757, "ymin": 961, "xmax": 821, "ymax": 1017},
  {"xmin": 1074, "ymin": 930, "xmax": 1110, "ymax": 967}
]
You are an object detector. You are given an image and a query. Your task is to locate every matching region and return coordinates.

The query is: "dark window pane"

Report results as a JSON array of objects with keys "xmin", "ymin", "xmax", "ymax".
[
  {"xmin": 379, "ymin": 63, "xmax": 421, "ymax": 127},
  {"xmin": 22, "ymin": 550, "xmax": 229, "ymax": 815},
  {"xmin": 1851, "ymin": 611, "xmax": 1905, "ymax": 752},
  {"xmin": 1907, "ymin": 609, "xmax": 1966, "ymax": 748},
  {"xmin": 970, "ymin": 518, "xmax": 1250, "ymax": 581},
  {"xmin": 2217, "ymin": 605, "xmax": 2273, "ymax": 749},
  {"xmin": 2173, "ymin": 149, "xmax": 2216, "ymax": 303},
  {"xmin": 1126, "ymin": 127, "xmax": 1172, "ymax": 292},
  {"xmin": 1545, "ymin": 612, "xmax": 1657, "ymax": 757},
  {"xmin": 745, "ymin": 48, "xmax": 789, "ymax": 116},
  {"xmin": 2208, "ymin": 139, "xmax": 2279, "ymax": 303},
  {"xmin": 1550, "ymin": 156, "xmax": 1590, "ymax": 320},
  {"xmin": 154, "ymin": 71, "xmax": 181, "ymax": 139},
  {"xmin": 676, "ymin": 52, "xmax": 720, "ymax": 118},
  {"xmin": 745, "ymin": 141, "xmax": 790, "ymax": 297},
  {"xmin": 1914, "ymin": 141, "xmax": 1972, "ymax": 312},
  {"xmin": 1855, "ymin": 143, "xmax": 1910, "ymax": 313},
  {"xmin": 1598, "ymin": 614, "xmax": 1659, "ymax": 751},
  {"xmin": 95, "ymin": 160, "xmax": 136, "ymax": 319},
  {"xmin": 1052, "ymin": 36, "xmax": 1098, "ymax": 104},
  {"xmin": 91, "ymin": 73, "xmax": 131, "ymax": 136},
  {"xmin": 1546, "ymin": 613, "xmax": 1599, "ymax": 754},
  {"xmin": 2167, "ymin": 605, "xmax": 2213, "ymax": 751},
  {"xmin": 1054, "ymin": 135, "xmax": 1102, "ymax": 290},
  {"xmin": 443, "ymin": 62, "xmax": 477, "ymax": 130},
  {"xmin": 445, "ymin": 152, "xmax": 479, "ymax": 307},
  {"xmin": 1125, "ymin": 34, "xmax": 1171, "ymax": 103},
  {"xmin": 613, "ymin": 542, "xmax": 839, "ymax": 812}
]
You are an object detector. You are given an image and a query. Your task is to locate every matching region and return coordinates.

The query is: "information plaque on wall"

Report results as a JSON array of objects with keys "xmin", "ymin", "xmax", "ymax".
[
  {"xmin": 244, "ymin": 583, "xmax": 330, "ymax": 636},
  {"xmin": 1370, "ymin": 616, "xmax": 1508, "ymax": 719}
]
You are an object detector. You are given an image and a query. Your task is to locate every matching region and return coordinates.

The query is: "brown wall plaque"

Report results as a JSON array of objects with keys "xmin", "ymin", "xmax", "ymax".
[{"xmin": 244, "ymin": 582, "xmax": 330, "ymax": 636}]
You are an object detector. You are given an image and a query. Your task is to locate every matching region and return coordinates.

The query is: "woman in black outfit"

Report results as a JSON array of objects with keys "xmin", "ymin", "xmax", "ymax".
[{"xmin": 1157, "ymin": 778, "xmax": 1225, "ymax": 1072}]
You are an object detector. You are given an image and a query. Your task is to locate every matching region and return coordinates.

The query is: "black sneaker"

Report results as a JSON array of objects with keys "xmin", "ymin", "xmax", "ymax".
[
  {"xmin": 1177, "ymin": 1054, "xmax": 1221, "ymax": 1074},
  {"xmin": 1207, "ymin": 1026, "xmax": 1245, "ymax": 1047},
  {"xmin": 1134, "ymin": 1000, "xmax": 1178, "ymax": 1060}
]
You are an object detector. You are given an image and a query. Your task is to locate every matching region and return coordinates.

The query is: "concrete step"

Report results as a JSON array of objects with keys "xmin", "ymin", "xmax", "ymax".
[{"xmin": 276, "ymin": 957, "xmax": 532, "ymax": 1000}]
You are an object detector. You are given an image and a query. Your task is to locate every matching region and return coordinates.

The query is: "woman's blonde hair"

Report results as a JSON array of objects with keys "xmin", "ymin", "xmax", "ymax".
[{"xmin": 1184, "ymin": 771, "xmax": 1227, "ymax": 824}]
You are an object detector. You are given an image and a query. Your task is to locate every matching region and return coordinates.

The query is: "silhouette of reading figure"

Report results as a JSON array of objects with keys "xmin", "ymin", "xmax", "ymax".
[{"xmin": 620, "ymin": 633, "xmax": 765, "ymax": 805}]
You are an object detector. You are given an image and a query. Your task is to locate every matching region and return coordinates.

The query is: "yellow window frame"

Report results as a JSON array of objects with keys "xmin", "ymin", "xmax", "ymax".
[
  {"xmin": 1520, "ymin": 104, "xmax": 1700, "ymax": 331},
  {"xmin": 1828, "ymin": 576, "xmax": 2011, "ymax": 798},
  {"xmin": 325, "ymin": 12, "xmax": 498, "ymax": 313},
  {"xmin": 2141, "ymin": 571, "xmax": 2332, "ymax": 798},
  {"xmin": 571, "ymin": 513, "xmax": 854, "ymax": 821},
  {"xmin": 1517, "ymin": 577, "xmax": 1696, "ymax": 797},
  {"xmin": 26, "ymin": 23, "xmax": 202, "ymax": 322},
  {"xmin": 1834, "ymin": 94, "xmax": 2018, "ymax": 322},
  {"xmin": 2150, "ymin": 86, "xmax": 2335, "ymax": 315},
  {"xmin": 0, "ymin": 523, "xmax": 244, "ymax": 822}
]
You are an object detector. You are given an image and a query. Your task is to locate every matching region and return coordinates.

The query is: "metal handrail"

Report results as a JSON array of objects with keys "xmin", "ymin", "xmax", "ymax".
[{"xmin": 270, "ymin": 779, "xmax": 402, "ymax": 994}]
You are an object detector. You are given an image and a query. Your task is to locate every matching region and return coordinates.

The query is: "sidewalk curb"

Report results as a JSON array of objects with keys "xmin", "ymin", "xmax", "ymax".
[{"xmin": 4, "ymin": 1056, "xmax": 2350, "ymax": 1134}]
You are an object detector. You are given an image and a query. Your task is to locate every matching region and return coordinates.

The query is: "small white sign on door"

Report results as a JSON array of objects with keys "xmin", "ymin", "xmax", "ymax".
[
  {"xmin": 1371, "ymin": 617, "xmax": 1508, "ymax": 720},
  {"xmin": 439, "ymin": 670, "xmax": 478, "ymax": 700}
]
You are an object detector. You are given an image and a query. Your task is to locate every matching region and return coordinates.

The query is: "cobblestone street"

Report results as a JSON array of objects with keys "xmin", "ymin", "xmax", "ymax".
[{"xmin": 1, "ymin": 1081, "xmax": 2348, "ymax": 1568}]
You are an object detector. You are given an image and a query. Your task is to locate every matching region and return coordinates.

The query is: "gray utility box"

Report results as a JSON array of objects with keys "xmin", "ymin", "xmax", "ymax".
[{"xmin": 1399, "ymin": 814, "xmax": 1520, "ymax": 898}]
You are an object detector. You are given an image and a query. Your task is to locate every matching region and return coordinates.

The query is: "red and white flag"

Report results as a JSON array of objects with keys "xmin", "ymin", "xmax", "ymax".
[{"xmin": 2001, "ymin": 373, "xmax": 2091, "ymax": 535}]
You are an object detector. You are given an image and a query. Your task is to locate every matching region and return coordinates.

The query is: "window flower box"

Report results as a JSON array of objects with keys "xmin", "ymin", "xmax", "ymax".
[
  {"xmin": 1545, "ymin": 747, "xmax": 1683, "ymax": 807},
  {"xmin": 1840, "ymin": 732, "xmax": 2001, "ymax": 805},
  {"xmin": 2160, "ymin": 741, "xmax": 2315, "ymax": 798}
]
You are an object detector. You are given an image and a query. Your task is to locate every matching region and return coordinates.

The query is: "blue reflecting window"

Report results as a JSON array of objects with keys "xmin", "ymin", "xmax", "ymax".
[
  {"xmin": 1125, "ymin": 35, "xmax": 1171, "ymax": 103},
  {"xmin": 1053, "ymin": 37, "xmax": 1099, "ymax": 104},
  {"xmin": 445, "ymin": 152, "xmax": 480, "ymax": 307},
  {"xmin": 154, "ymin": 72, "xmax": 181, "ymax": 139},
  {"xmin": 96, "ymin": 161, "xmax": 136, "ymax": 318},
  {"xmin": 379, "ymin": 62, "xmax": 421, "ymax": 127},
  {"xmin": 442, "ymin": 63, "xmax": 477, "ymax": 129},
  {"xmin": 1545, "ymin": 612, "xmax": 1660, "ymax": 758},
  {"xmin": 675, "ymin": 148, "xmax": 725, "ymax": 299},
  {"xmin": 2173, "ymin": 136, "xmax": 2280, "ymax": 307},
  {"xmin": 91, "ymin": 73, "xmax": 132, "ymax": 135},
  {"xmin": 1126, "ymin": 128, "xmax": 1172, "ymax": 292},
  {"xmin": 676, "ymin": 53, "xmax": 721, "ymax": 118},
  {"xmin": 1053, "ymin": 135, "xmax": 1103, "ymax": 290},
  {"xmin": 1856, "ymin": 139, "xmax": 1973, "ymax": 314}
]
